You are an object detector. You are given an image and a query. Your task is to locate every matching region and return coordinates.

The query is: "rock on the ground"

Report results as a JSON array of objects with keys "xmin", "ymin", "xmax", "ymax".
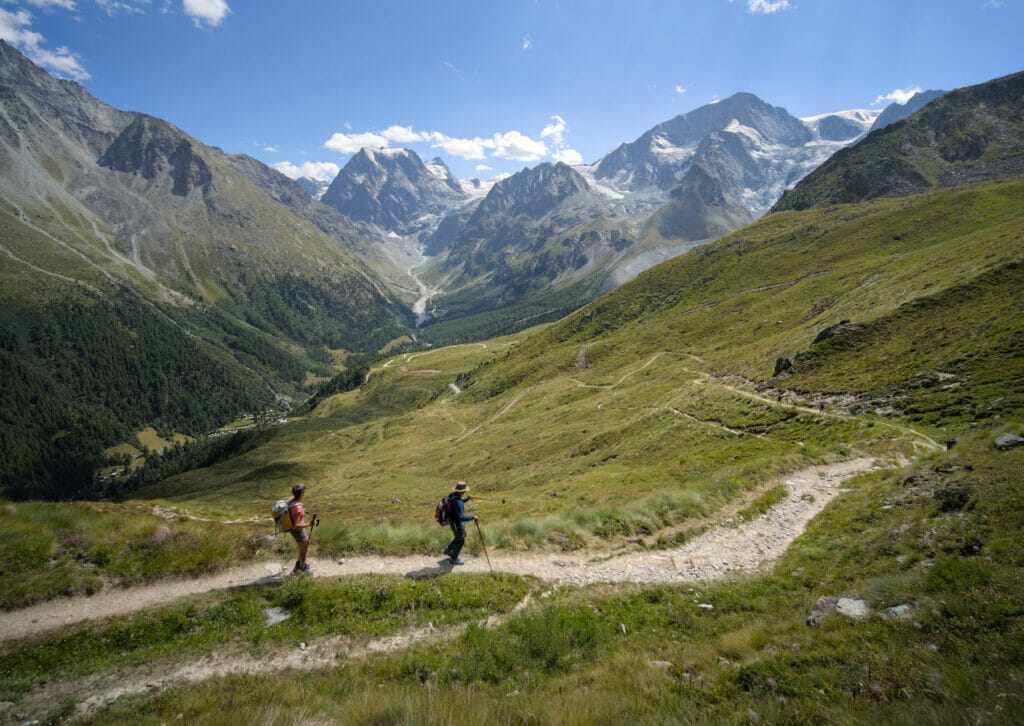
[
  {"xmin": 994, "ymin": 433, "xmax": 1024, "ymax": 451},
  {"xmin": 837, "ymin": 597, "xmax": 871, "ymax": 619},
  {"xmin": 807, "ymin": 596, "xmax": 840, "ymax": 626},
  {"xmin": 879, "ymin": 604, "xmax": 914, "ymax": 620},
  {"xmin": 808, "ymin": 595, "xmax": 871, "ymax": 624}
]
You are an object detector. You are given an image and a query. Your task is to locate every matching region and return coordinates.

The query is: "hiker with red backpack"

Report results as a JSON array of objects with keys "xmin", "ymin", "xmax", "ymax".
[
  {"xmin": 287, "ymin": 483, "xmax": 317, "ymax": 574},
  {"xmin": 441, "ymin": 481, "xmax": 477, "ymax": 565}
]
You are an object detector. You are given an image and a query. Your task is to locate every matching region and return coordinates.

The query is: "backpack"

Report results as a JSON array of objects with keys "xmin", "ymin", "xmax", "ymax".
[
  {"xmin": 435, "ymin": 493, "xmax": 456, "ymax": 526},
  {"xmin": 271, "ymin": 499, "xmax": 294, "ymax": 533}
]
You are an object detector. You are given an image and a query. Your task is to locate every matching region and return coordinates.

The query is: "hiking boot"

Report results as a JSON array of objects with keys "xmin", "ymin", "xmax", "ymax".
[
  {"xmin": 449, "ymin": 558, "xmax": 465, "ymax": 565},
  {"xmin": 442, "ymin": 545, "xmax": 452, "ymax": 556}
]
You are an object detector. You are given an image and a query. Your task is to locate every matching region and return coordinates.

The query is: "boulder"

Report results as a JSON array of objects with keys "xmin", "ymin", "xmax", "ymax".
[
  {"xmin": 806, "ymin": 596, "xmax": 839, "ymax": 625},
  {"xmin": 807, "ymin": 595, "xmax": 871, "ymax": 625},
  {"xmin": 994, "ymin": 433, "xmax": 1024, "ymax": 451},
  {"xmin": 811, "ymin": 320, "xmax": 856, "ymax": 345},
  {"xmin": 879, "ymin": 604, "xmax": 914, "ymax": 620},
  {"xmin": 774, "ymin": 357, "xmax": 794, "ymax": 376},
  {"xmin": 836, "ymin": 597, "xmax": 871, "ymax": 619}
]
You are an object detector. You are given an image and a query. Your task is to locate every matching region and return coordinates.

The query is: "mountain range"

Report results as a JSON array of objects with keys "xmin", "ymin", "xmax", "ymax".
[
  {"xmin": 1, "ymin": 36, "xmax": 1016, "ymax": 498},
  {"xmin": 0, "ymin": 40, "xmax": 412, "ymax": 496}
]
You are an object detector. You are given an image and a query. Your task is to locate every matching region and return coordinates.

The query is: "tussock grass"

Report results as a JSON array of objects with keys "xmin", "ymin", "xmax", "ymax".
[{"xmin": 0, "ymin": 501, "xmax": 280, "ymax": 610}]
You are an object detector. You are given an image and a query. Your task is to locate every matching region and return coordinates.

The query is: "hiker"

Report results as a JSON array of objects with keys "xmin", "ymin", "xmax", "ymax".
[
  {"xmin": 288, "ymin": 483, "xmax": 314, "ymax": 574},
  {"xmin": 442, "ymin": 481, "xmax": 477, "ymax": 565}
]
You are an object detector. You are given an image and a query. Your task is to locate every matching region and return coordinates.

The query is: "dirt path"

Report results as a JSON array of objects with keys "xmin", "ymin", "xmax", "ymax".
[
  {"xmin": 2, "ymin": 458, "xmax": 883, "ymax": 723},
  {"xmin": 9, "ymin": 590, "xmax": 541, "ymax": 723},
  {"xmin": 705, "ymin": 377, "xmax": 943, "ymax": 452},
  {"xmin": 0, "ymin": 458, "xmax": 879, "ymax": 644}
]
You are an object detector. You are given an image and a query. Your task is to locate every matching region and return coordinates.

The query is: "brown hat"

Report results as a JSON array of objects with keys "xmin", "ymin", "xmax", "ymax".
[{"xmin": 452, "ymin": 481, "xmax": 469, "ymax": 494}]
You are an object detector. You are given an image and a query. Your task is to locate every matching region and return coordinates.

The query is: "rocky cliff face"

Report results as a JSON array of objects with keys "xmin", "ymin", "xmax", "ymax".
[
  {"xmin": 321, "ymin": 147, "xmax": 468, "ymax": 236},
  {"xmin": 594, "ymin": 93, "xmax": 814, "ymax": 192},
  {"xmin": 868, "ymin": 90, "xmax": 946, "ymax": 134},
  {"xmin": 99, "ymin": 115, "xmax": 213, "ymax": 197}
]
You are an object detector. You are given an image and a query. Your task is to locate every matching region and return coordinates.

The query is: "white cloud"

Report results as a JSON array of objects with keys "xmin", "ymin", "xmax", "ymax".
[
  {"xmin": 0, "ymin": 7, "xmax": 90, "ymax": 79},
  {"xmin": 731, "ymin": 0, "xmax": 791, "ymax": 13},
  {"xmin": 541, "ymin": 115, "xmax": 583, "ymax": 165},
  {"xmin": 431, "ymin": 134, "xmax": 490, "ymax": 160},
  {"xmin": 490, "ymin": 130, "xmax": 547, "ymax": 162},
  {"xmin": 322, "ymin": 120, "xmax": 569, "ymax": 166},
  {"xmin": 541, "ymin": 115, "xmax": 566, "ymax": 145},
  {"xmin": 262, "ymin": 144, "xmax": 279, "ymax": 152},
  {"xmin": 323, "ymin": 131, "xmax": 389, "ymax": 154},
  {"xmin": 381, "ymin": 125, "xmax": 429, "ymax": 144},
  {"xmin": 873, "ymin": 87, "xmax": 922, "ymax": 106},
  {"xmin": 96, "ymin": 0, "xmax": 147, "ymax": 15},
  {"xmin": 475, "ymin": 164, "xmax": 492, "ymax": 171},
  {"xmin": 273, "ymin": 160, "xmax": 340, "ymax": 182},
  {"xmin": 553, "ymin": 148, "xmax": 584, "ymax": 166},
  {"xmin": 183, "ymin": 0, "xmax": 229, "ymax": 28},
  {"xmin": 522, "ymin": 34, "xmax": 532, "ymax": 50},
  {"xmin": 17, "ymin": 0, "xmax": 76, "ymax": 8},
  {"xmin": 443, "ymin": 60, "xmax": 464, "ymax": 79},
  {"xmin": 675, "ymin": 85, "xmax": 687, "ymax": 94}
]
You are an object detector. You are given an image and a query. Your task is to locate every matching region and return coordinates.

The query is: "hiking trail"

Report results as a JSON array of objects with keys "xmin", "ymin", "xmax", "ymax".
[
  {"xmin": 3, "ymin": 458, "xmax": 884, "ymax": 723},
  {"xmin": 2, "ymin": 458, "xmax": 878, "ymax": 643}
]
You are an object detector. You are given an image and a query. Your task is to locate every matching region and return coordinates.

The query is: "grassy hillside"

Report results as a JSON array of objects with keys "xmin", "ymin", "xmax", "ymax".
[
  {"xmin": 6, "ymin": 427, "xmax": 1022, "ymax": 724},
  {"xmin": 3, "ymin": 175, "xmax": 1019, "ymax": 611}
]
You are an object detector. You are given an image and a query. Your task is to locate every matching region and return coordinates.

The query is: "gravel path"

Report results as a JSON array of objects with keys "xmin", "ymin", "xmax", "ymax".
[
  {"xmin": 0, "ymin": 458, "xmax": 878, "ymax": 643},
  {"xmin": 1, "ymin": 458, "xmax": 880, "ymax": 724}
]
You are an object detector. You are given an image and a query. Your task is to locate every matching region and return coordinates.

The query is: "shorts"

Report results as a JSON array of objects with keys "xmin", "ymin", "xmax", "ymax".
[{"xmin": 291, "ymin": 527, "xmax": 309, "ymax": 543}]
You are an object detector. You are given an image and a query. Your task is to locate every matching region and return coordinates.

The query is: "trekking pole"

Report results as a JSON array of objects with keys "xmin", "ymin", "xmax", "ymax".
[
  {"xmin": 474, "ymin": 519, "xmax": 493, "ymax": 573},
  {"xmin": 468, "ymin": 496, "xmax": 506, "ymax": 503}
]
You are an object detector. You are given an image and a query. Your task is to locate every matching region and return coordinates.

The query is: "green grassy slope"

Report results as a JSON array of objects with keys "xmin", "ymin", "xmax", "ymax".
[{"xmin": 54, "ymin": 428, "xmax": 1021, "ymax": 726}]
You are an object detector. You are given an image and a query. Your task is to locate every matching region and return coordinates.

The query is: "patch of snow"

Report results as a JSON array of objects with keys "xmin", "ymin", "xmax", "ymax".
[
  {"xmin": 649, "ymin": 133, "xmax": 696, "ymax": 163},
  {"xmin": 574, "ymin": 165, "xmax": 626, "ymax": 200},
  {"xmin": 424, "ymin": 160, "xmax": 450, "ymax": 181},
  {"xmin": 799, "ymin": 108, "xmax": 880, "ymax": 140},
  {"xmin": 724, "ymin": 119, "xmax": 766, "ymax": 146},
  {"xmin": 460, "ymin": 177, "xmax": 497, "ymax": 199},
  {"xmin": 370, "ymin": 147, "xmax": 411, "ymax": 158}
]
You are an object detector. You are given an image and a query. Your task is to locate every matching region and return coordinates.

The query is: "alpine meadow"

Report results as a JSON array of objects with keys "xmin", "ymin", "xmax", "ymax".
[{"xmin": 1, "ymin": 4, "xmax": 1023, "ymax": 724}]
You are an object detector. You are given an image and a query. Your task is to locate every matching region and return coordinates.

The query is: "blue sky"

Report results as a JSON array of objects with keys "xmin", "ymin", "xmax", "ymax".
[{"xmin": 2, "ymin": 0, "xmax": 1022, "ymax": 182}]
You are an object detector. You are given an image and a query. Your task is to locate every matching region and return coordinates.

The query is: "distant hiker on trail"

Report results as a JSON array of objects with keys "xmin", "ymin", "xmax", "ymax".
[
  {"xmin": 288, "ymin": 483, "xmax": 316, "ymax": 574},
  {"xmin": 443, "ymin": 481, "xmax": 477, "ymax": 565}
]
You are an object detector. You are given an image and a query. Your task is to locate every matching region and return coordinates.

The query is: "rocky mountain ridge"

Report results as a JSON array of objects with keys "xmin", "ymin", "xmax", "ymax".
[
  {"xmin": 0, "ymin": 40, "xmax": 413, "ymax": 497},
  {"xmin": 772, "ymin": 70, "xmax": 1024, "ymax": 211},
  {"xmin": 321, "ymin": 147, "xmax": 469, "ymax": 237}
]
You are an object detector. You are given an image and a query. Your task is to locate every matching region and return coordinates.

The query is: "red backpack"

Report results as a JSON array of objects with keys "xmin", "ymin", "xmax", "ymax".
[{"xmin": 434, "ymin": 493, "xmax": 457, "ymax": 526}]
